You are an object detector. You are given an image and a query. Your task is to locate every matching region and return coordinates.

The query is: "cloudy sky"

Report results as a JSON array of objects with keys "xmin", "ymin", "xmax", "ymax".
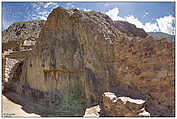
[{"xmin": 2, "ymin": 2, "xmax": 175, "ymax": 35}]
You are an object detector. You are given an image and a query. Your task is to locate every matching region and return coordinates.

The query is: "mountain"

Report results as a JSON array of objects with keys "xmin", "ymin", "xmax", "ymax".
[
  {"xmin": 2, "ymin": 20, "xmax": 46, "ymax": 56},
  {"xmin": 2, "ymin": 20, "xmax": 45, "ymax": 43},
  {"xmin": 148, "ymin": 32, "xmax": 175, "ymax": 42},
  {"xmin": 114, "ymin": 21, "xmax": 148, "ymax": 38}
]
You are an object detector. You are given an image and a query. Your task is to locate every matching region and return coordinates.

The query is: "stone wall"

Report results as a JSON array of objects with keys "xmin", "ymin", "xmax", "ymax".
[
  {"xmin": 113, "ymin": 35, "xmax": 175, "ymax": 116},
  {"xmin": 2, "ymin": 58, "xmax": 22, "ymax": 92}
]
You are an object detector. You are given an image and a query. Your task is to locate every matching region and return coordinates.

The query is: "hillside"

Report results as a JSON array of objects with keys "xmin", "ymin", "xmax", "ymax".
[
  {"xmin": 2, "ymin": 20, "xmax": 45, "ymax": 43},
  {"xmin": 148, "ymin": 32, "xmax": 175, "ymax": 42}
]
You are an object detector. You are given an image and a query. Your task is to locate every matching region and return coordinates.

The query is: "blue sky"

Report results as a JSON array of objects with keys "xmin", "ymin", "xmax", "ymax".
[{"xmin": 2, "ymin": 2, "xmax": 175, "ymax": 35}]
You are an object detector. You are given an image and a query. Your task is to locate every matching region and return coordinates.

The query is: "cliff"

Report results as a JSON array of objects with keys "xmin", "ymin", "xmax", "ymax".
[
  {"xmin": 16, "ymin": 7, "xmax": 118, "ymax": 116},
  {"xmin": 2, "ymin": 6, "xmax": 175, "ymax": 117}
]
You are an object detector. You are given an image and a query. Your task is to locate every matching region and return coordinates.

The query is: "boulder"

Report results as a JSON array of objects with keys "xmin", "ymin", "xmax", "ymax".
[
  {"xmin": 17, "ymin": 7, "xmax": 118, "ymax": 116},
  {"xmin": 101, "ymin": 92, "xmax": 150, "ymax": 117},
  {"xmin": 84, "ymin": 105, "xmax": 100, "ymax": 117}
]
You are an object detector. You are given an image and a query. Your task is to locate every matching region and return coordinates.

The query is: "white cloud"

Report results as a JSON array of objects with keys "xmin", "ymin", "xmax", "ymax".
[
  {"xmin": 144, "ymin": 12, "xmax": 149, "ymax": 17},
  {"xmin": 44, "ymin": 2, "xmax": 57, "ymax": 8},
  {"xmin": 144, "ymin": 22, "xmax": 159, "ymax": 32},
  {"xmin": 83, "ymin": 8, "xmax": 91, "ymax": 12},
  {"xmin": 123, "ymin": 16, "xmax": 159, "ymax": 32},
  {"xmin": 29, "ymin": 2, "xmax": 60, "ymax": 20},
  {"xmin": 39, "ymin": 16, "xmax": 47, "ymax": 20},
  {"xmin": 157, "ymin": 15, "xmax": 175, "ymax": 35},
  {"xmin": 106, "ymin": 8, "xmax": 175, "ymax": 35},
  {"xmin": 76, "ymin": 8, "xmax": 80, "ymax": 10},
  {"xmin": 36, "ymin": 7, "xmax": 40, "ymax": 10},
  {"xmin": 106, "ymin": 8, "xmax": 119, "ymax": 21},
  {"xmin": 124, "ymin": 16, "xmax": 144, "ymax": 28}
]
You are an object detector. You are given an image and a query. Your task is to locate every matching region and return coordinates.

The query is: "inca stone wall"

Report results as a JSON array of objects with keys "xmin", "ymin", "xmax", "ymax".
[
  {"xmin": 2, "ymin": 58, "xmax": 23, "ymax": 93},
  {"xmin": 2, "ymin": 58, "xmax": 19, "ymax": 83},
  {"xmin": 113, "ymin": 35, "xmax": 175, "ymax": 116}
]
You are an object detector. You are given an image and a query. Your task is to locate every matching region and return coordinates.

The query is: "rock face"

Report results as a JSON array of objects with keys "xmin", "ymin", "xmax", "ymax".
[
  {"xmin": 101, "ymin": 92, "xmax": 150, "ymax": 117},
  {"xmin": 2, "ymin": 20, "xmax": 45, "ymax": 54},
  {"xmin": 17, "ymin": 7, "xmax": 118, "ymax": 116},
  {"xmin": 114, "ymin": 35, "xmax": 175, "ymax": 116},
  {"xmin": 2, "ymin": 20, "xmax": 45, "ymax": 43},
  {"xmin": 114, "ymin": 21, "xmax": 148, "ymax": 38},
  {"xmin": 2, "ymin": 6, "xmax": 175, "ymax": 117}
]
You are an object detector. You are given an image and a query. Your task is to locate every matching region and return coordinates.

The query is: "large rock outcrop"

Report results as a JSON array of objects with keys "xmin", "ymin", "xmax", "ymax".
[
  {"xmin": 16, "ymin": 7, "xmax": 118, "ymax": 116},
  {"xmin": 2, "ymin": 6, "xmax": 175, "ymax": 117},
  {"xmin": 114, "ymin": 35, "xmax": 175, "ymax": 116}
]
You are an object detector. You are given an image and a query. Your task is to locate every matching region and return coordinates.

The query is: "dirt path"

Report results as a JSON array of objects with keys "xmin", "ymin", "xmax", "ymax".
[{"xmin": 2, "ymin": 95, "xmax": 40, "ymax": 117}]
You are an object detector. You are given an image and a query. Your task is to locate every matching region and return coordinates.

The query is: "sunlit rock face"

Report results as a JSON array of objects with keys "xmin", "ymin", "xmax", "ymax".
[{"xmin": 17, "ymin": 7, "xmax": 118, "ymax": 116}]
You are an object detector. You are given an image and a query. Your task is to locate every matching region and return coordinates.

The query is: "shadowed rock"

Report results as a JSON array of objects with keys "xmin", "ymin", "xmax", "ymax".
[{"xmin": 114, "ymin": 21, "xmax": 148, "ymax": 38}]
